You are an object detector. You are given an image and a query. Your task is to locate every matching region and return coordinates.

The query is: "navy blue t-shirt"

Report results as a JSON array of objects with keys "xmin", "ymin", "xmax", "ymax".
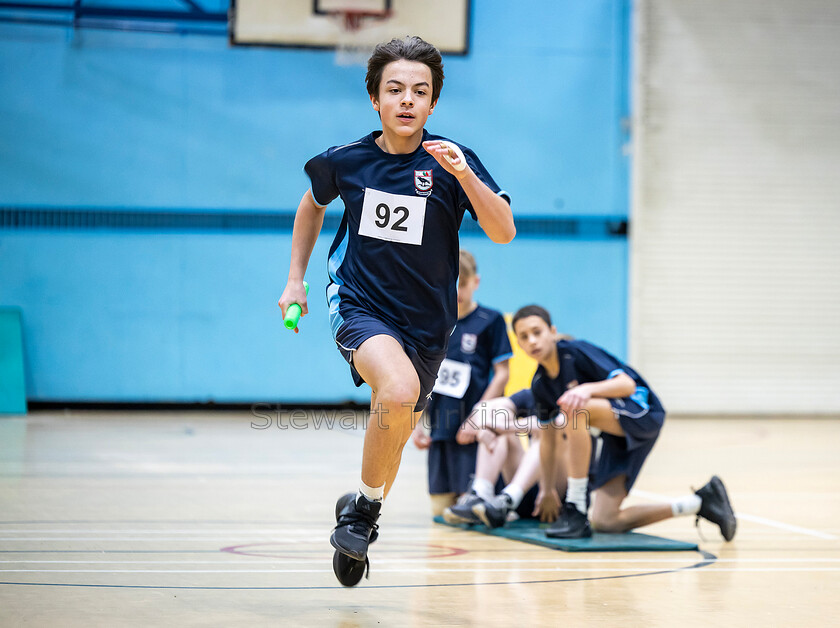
[
  {"xmin": 509, "ymin": 388, "xmax": 536, "ymax": 418},
  {"xmin": 531, "ymin": 340, "xmax": 665, "ymax": 424},
  {"xmin": 305, "ymin": 130, "xmax": 509, "ymax": 354},
  {"xmin": 427, "ymin": 305, "xmax": 513, "ymax": 441}
]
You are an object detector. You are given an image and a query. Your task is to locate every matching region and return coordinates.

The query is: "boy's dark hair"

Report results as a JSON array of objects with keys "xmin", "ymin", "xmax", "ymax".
[
  {"xmin": 366, "ymin": 36, "xmax": 444, "ymax": 103},
  {"xmin": 512, "ymin": 304, "xmax": 552, "ymax": 330}
]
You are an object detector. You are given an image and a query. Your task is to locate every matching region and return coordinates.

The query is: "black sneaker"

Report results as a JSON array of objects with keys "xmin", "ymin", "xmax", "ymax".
[
  {"xmin": 332, "ymin": 548, "xmax": 368, "ymax": 587},
  {"xmin": 443, "ymin": 492, "xmax": 483, "ymax": 525},
  {"xmin": 545, "ymin": 502, "xmax": 592, "ymax": 539},
  {"xmin": 331, "ymin": 492, "xmax": 380, "ymax": 587},
  {"xmin": 695, "ymin": 476, "xmax": 737, "ymax": 542},
  {"xmin": 472, "ymin": 493, "xmax": 514, "ymax": 529},
  {"xmin": 330, "ymin": 493, "xmax": 381, "ymax": 561}
]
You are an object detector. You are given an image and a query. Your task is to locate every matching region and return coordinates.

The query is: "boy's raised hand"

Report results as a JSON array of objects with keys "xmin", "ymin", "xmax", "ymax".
[
  {"xmin": 422, "ymin": 140, "xmax": 471, "ymax": 179},
  {"xmin": 557, "ymin": 384, "xmax": 592, "ymax": 413}
]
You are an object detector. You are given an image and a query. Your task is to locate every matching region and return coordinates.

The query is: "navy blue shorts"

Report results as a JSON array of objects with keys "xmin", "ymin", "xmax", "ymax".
[
  {"xmin": 428, "ymin": 440, "xmax": 477, "ymax": 495},
  {"xmin": 334, "ymin": 310, "xmax": 446, "ymax": 413},
  {"xmin": 591, "ymin": 390, "xmax": 665, "ymax": 493}
]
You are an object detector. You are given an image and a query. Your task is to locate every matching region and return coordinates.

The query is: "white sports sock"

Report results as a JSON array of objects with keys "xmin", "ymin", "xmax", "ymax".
[
  {"xmin": 671, "ymin": 494, "xmax": 702, "ymax": 517},
  {"xmin": 359, "ymin": 479, "xmax": 385, "ymax": 503},
  {"xmin": 502, "ymin": 485, "xmax": 525, "ymax": 509},
  {"xmin": 566, "ymin": 477, "xmax": 588, "ymax": 515},
  {"xmin": 472, "ymin": 477, "xmax": 495, "ymax": 502}
]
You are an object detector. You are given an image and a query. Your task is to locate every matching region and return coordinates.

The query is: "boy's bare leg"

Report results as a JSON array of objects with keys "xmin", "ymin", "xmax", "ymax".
[
  {"xmin": 352, "ymin": 334, "xmax": 421, "ymax": 493},
  {"xmin": 563, "ymin": 397, "xmax": 624, "ymax": 477},
  {"xmin": 475, "ymin": 431, "xmax": 512, "ymax": 484},
  {"xmin": 330, "ymin": 335, "xmax": 421, "ymax": 567},
  {"xmin": 590, "ymin": 475, "xmax": 673, "ymax": 533},
  {"xmin": 564, "ymin": 412, "xmax": 592, "ymax": 486},
  {"xmin": 505, "ymin": 435, "xmax": 543, "ymax": 494},
  {"xmin": 563, "ymin": 399, "xmax": 623, "ymax": 492},
  {"xmin": 382, "ymin": 413, "xmax": 420, "ymax": 498},
  {"xmin": 499, "ymin": 434, "xmax": 527, "ymax": 484},
  {"xmin": 365, "ymin": 390, "xmax": 417, "ymax": 499},
  {"xmin": 547, "ymin": 400, "xmax": 621, "ymax": 536}
]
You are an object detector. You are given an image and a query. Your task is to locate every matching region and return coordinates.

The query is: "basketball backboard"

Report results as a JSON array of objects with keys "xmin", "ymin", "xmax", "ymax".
[{"xmin": 230, "ymin": 0, "xmax": 470, "ymax": 56}]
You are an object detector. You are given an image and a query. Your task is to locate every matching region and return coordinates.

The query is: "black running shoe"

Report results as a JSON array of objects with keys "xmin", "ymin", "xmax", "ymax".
[
  {"xmin": 330, "ymin": 493, "xmax": 381, "ymax": 561},
  {"xmin": 443, "ymin": 492, "xmax": 483, "ymax": 525},
  {"xmin": 331, "ymin": 492, "xmax": 379, "ymax": 587},
  {"xmin": 472, "ymin": 493, "xmax": 514, "ymax": 529},
  {"xmin": 335, "ymin": 492, "xmax": 355, "ymax": 520},
  {"xmin": 695, "ymin": 475, "xmax": 737, "ymax": 542},
  {"xmin": 332, "ymin": 549, "xmax": 368, "ymax": 587},
  {"xmin": 545, "ymin": 502, "xmax": 592, "ymax": 539}
]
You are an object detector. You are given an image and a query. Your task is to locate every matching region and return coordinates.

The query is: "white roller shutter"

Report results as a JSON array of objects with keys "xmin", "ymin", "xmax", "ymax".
[{"xmin": 631, "ymin": 0, "xmax": 840, "ymax": 414}]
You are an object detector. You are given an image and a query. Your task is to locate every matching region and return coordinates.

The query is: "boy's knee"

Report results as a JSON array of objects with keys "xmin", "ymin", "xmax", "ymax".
[
  {"xmin": 377, "ymin": 378, "xmax": 421, "ymax": 409},
  {"xmin": 591, "ymin": 511, "xmax": 624, "ymax": 533}
]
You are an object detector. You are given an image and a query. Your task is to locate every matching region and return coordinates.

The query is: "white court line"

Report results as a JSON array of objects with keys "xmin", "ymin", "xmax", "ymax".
[
  {"xmin": 0, "ymin": 529, "xmax": 343, "ymax": 534},
  {"xmin": 2, "ymin": 557, "xmax": 840, "ymax": 565},
  {"xmin": 630, "ymin": 489, "xmax": 838, "ymax": 541},
  {"xmin": 0, "ymin": 533, "xmax": 819, "ymax": 542},
  {"xmin": 0, "ymin": 528, "xmax": 430, "ymax": 537},
  {"xmin": 2, "ymin": 567, "xmax": 840, "ymax": 574},
  {"xmin": 0, "ymin": 537, "xmax": 320, "ymax": 542}
]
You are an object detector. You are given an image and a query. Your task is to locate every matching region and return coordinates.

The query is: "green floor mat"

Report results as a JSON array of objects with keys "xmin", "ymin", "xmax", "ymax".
[{"xmin": 433, "ymin": 516, "xmax": 698, "ymax": 552}]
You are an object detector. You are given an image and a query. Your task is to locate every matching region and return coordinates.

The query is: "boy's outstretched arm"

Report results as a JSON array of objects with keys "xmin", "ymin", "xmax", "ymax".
[
  {"xmin": 277, "ymin": 189, "xmax": 327, "ymax": 332},
  {"xmin": 423, "ymin": 141, "xmax": 515, "ymax": 243}
]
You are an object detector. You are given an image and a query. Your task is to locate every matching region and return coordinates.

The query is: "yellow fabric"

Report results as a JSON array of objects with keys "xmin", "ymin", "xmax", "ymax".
[{"xmin": 502, "ymin": 313, "xmax": 538, "ymax": 397}]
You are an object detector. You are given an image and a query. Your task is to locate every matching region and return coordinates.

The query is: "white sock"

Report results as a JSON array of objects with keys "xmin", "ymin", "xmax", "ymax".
[
  {"xmin": 671, "ymin": 494, "xmax": 702, "ymax": 517},
  {"xmin": 358, "ymin": 479, "xmax": 384, "ymax": 503},
  {"xmin": 472, "ymin": 478, "xmax": 495, "ymax": 502},
  {"xmin": 502, "ymin": 485, "xmax": 525, "ymax": 509},
  {"xmin": 566, "ymin": 477, "xmax": 588, "ymax": 515}
]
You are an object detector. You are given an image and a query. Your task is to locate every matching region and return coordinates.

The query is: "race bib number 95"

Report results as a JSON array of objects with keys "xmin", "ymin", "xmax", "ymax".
[
  {"xmin": 358, "ymin": 188, "xmax": 427, "ymax": 246},
  {"xmin": 433, "ymin": 359, "xmax": 471, "ymax": 399}
]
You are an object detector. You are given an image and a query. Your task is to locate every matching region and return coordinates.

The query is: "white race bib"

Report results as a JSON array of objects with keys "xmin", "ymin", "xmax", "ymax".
[
  {"xmin": 358, "ymin": 188, "xmax": 427, "ymax": 246},
  {"xmin": 433, "ymin": 359, "xmax": 471, "ymax": 399}
]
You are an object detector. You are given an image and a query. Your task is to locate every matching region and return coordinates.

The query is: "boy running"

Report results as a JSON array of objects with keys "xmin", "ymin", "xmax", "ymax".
[{"xmin": 277, "ymin": 36, "xmax": 515, "ymax": 586}]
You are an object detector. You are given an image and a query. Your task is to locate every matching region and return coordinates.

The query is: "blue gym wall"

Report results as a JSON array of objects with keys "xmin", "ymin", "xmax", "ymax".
[{"xmin": 0, "ymin": 0, "xmax": 631, "ymax": 404}]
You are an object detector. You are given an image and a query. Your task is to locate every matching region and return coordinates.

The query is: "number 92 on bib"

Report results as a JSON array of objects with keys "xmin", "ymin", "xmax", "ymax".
[
  {"xmin": 358, "ymin": 188, "xmax": 427, "ymax": 246},
  {"xmin": 432, "ymin": 359, "xmax": 471, "ymax": 399}
]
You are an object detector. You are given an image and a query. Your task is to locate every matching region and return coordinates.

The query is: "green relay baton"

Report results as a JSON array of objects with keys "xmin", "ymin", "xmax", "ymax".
[{"xmin": 283, "ymin": 281, "xmax": 310, "ymax": 330}]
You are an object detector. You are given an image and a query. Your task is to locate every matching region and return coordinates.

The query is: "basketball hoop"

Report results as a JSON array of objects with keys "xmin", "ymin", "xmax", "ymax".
[
  {"xmin": 330, "ymin": 8, "xmax": 393, "ymax": 67},
  {"xmin": 340, "ymin": 9, "xmax": 389, "ymax": 32}
]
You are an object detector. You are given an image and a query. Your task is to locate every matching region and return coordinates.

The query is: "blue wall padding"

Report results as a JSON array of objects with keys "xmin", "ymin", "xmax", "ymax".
[
  {"xmin": 0, "ymin": 0, "xmax": 631, "ymax": 402},
  {"xmin": 0, "ymin": 308, "xmax": 27, "ymax": 414}
]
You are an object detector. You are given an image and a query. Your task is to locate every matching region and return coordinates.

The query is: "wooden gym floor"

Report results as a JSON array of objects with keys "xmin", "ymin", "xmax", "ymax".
[{"xmin": 0, "ymin": 411, "xmax": 838, "ymax": 626}]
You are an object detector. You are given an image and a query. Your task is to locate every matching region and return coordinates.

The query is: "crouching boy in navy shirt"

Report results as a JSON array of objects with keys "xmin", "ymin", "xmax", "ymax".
[{"xmin": 510, "ymin": 305, "xmax": 737, "ymax": 541}]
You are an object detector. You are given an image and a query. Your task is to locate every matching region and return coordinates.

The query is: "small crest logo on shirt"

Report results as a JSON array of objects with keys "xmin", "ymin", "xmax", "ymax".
[
  {"xmin": 461, "ymin": 333, "xmax": 477, "ymax": 354},
  {"xmin": 414, "ymin": 169, "xmax": 433, "ymax": 196}
]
